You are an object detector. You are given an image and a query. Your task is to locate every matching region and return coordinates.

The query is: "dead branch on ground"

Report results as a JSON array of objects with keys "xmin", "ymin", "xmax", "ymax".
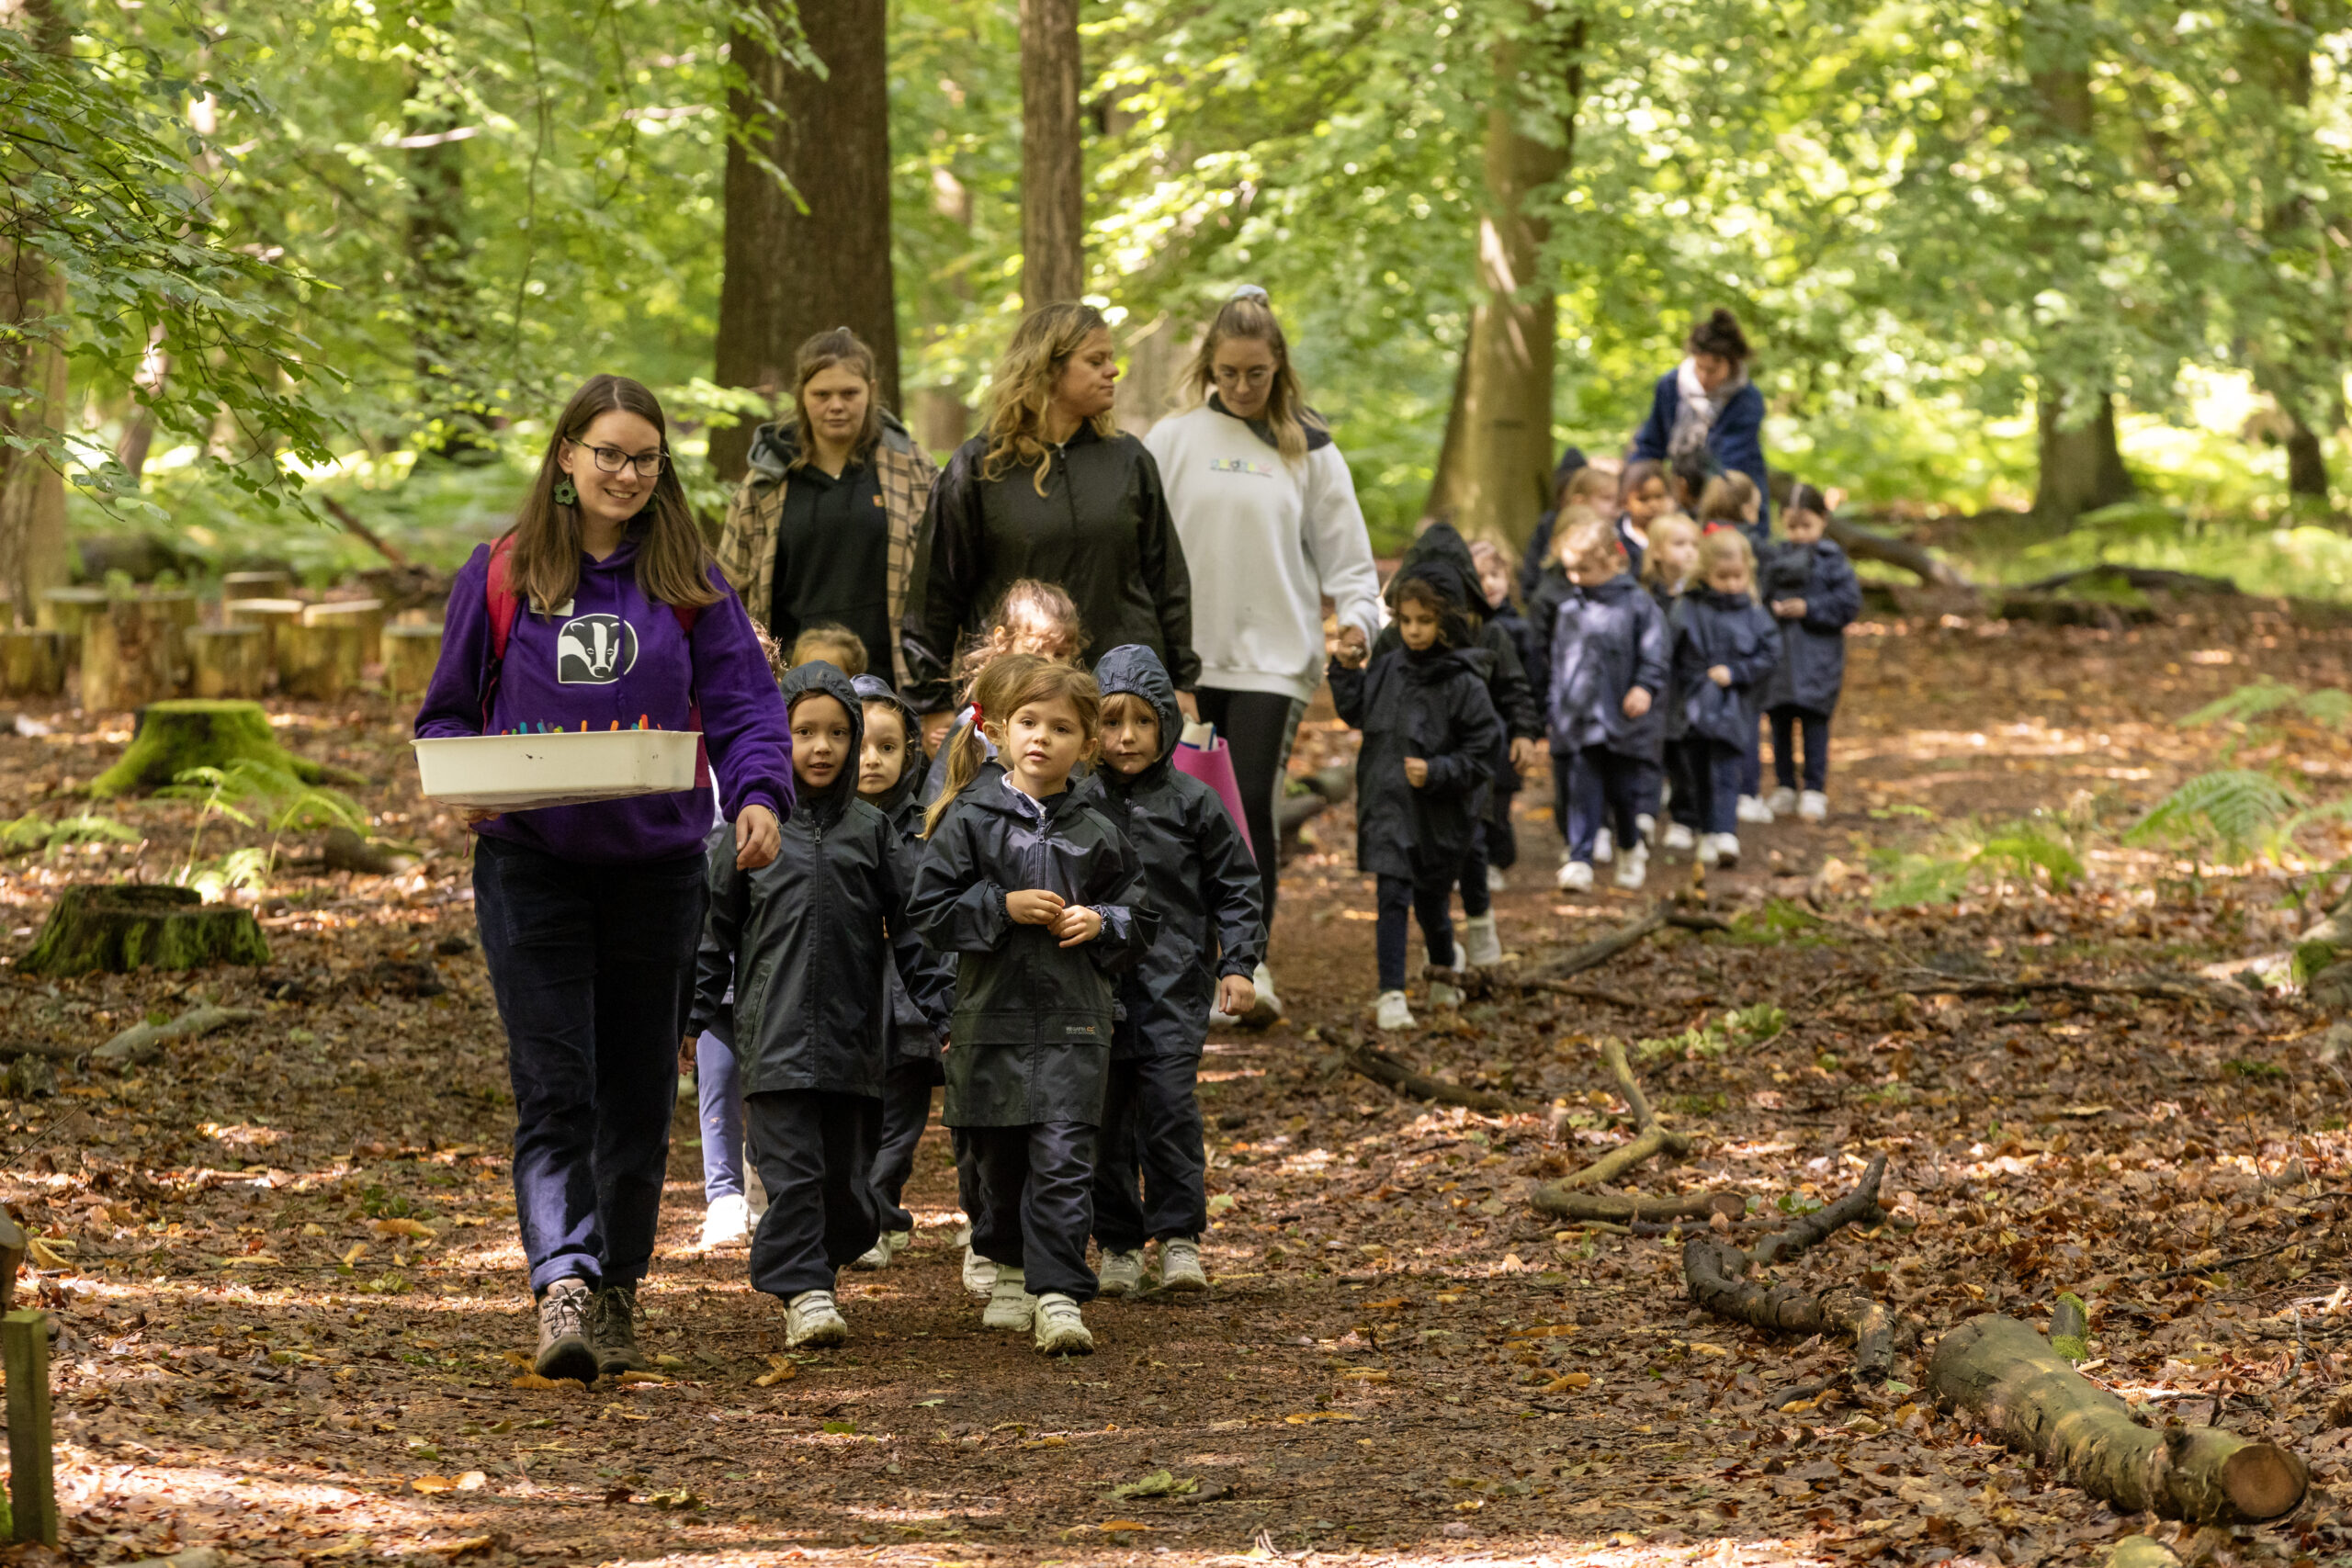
[{"xmin": 1345, "ymin": 1041, "xmax": 1531, "ymax": 1116}]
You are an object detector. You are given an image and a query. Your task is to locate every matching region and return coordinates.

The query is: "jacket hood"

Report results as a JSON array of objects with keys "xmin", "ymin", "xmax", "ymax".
[
  {"xmin": 1551, "ymin": 445, "xmax": 1589, "ymax": 496},
  {"xmin": 1690, "ymin": 585, "xmax": 1757, "ymax": 612},
  {"xmin": 745, "ymin": 409, "xmax": 918, "ymax": 483},
  {"xmin": 851, "ymin": 673, "xmax": 928, "ymax": 819},
  {"xmin": 1206, "ymin": 391, "xmax": 1336, "ymax": 454},
  {"xmin": 1391, "ymin": 521, "xmax": 1487, "ymax": 644},
  {"xmin": 957, "ymin": 758, "xmax": 1090, "ymax": 825},
  {"xmin": 779, "ymin": 661, "xmax": 865, "ymax": 817},
  {"xmin": 1091, "ymin": 644, "xmax": 1182, "ymax": 772},
  {"xmin": 1581, "ymin": 570, "xmax": 1642, "ymax": 604}
]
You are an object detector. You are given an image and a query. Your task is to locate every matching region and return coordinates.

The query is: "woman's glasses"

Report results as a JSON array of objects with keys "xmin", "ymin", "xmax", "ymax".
[
  {"xmin": 568, "ymin": 438, "xmax": 667, "ymax": 479},
  {"xmin": 1212, "ymin": 365, "xmax": 1274, "ymax": 389}
]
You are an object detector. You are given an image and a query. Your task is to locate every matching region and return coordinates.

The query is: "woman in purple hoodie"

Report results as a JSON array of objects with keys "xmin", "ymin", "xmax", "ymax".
[{"xmin": 415, "ymin": 375, "xmax": 794, "ymax": 1382}]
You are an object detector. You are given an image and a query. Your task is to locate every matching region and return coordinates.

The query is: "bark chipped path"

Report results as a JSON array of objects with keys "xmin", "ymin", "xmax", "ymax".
[{"xmin": 1, "ymin": 599, "xmax": 2350, "ymax": 1566}]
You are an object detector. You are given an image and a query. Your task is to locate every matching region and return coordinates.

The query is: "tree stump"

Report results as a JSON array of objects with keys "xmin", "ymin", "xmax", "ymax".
[
  {"xmin": 381, "ymin": 624, "xmax": 444, "ymax": 702},
  {"xmin": 34, "ymin": 587, "xmax": 107, "ymax": 667},
  {"xmin": 221, "ymin": 570, "xmax": 292, "ymax": 603},
  {"xmin": 0, "ymin": 630, "xmax": 65, "ymax": 696},
  {"xmin": 17, "ymin": 885, "xmax": 269, "ymax": 976},
  {"xmin": 278, "ymin": 621, "xmax": 362, "ymax": 699},
  {"xmin": 88, "ymin": 698, "xmax": 337, "ymax": 796},
  {"xmin": 80, "ymin": 598, "xmax": 177, "ymax": 711},
  {"xmin": 224, "ymin": 596, "xmax": 304, "ymax": 660},
  {"xmin": 305, "ymin": 599, "xmax": 385, "ymax": 664},
  {"xmin": 186, "ymin": 626, "xmax": 269, "ymax": 699}
]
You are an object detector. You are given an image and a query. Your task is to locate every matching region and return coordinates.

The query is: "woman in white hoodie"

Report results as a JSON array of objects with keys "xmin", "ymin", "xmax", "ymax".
[{"xmin": 1143, "ymin": 288, "xmax": 1384, "ymax": 1021}]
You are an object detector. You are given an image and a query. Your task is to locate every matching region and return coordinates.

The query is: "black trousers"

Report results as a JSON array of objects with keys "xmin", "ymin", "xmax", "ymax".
[
  {"xmin": 967, "ymin": 1121, "xmax": 1099, "ymax": 1302},
  {"xmin": 1192, "ymin": 686, "xmax": 1305, "ymax": 927},
  {"xmin": 1093, "ymin": 1055, "xmax": 1207, "ymax": 1251},
  {"xmin": 1663, "ymin": 739, "xmax": 1702, "ymax": 829},
  {"xmin": 745, "ymin": 1089, "xmax": 883, "ymax": 1301},
  {"xmin": 1769, "ymin": 705, "xmax": 1831, "ymax": 792},
  {"xmin": 1374, "ymin": 873, "xmax": 1455, "ymax": 992},
  {"xmin": 872, "ymin": 1059, "xmax": 941, "ymax": 1234}
]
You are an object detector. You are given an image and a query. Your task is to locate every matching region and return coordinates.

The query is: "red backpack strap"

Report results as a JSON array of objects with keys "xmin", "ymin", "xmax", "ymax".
[{"xmin": 486, "ymin": 536, "xmax": 523, "ymax": 662}]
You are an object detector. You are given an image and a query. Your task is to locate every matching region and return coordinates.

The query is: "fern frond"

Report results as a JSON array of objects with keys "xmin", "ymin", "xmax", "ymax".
[
  {"xmin": 2127, "ymin": 769, "xmax": 2300, "ymax": 855},
  {"xmin": 2179, "ymin": 682, "xmax": 2302, "ymax": 728}
]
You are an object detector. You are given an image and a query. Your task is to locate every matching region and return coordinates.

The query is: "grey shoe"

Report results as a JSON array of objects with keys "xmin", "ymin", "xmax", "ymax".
[
  {"xmin": 1097, "ymin": 1248, "xmax": 1146, "ymax": 1297},
  {"xmin": 786, "ymin": 1289, "xmax": 847, "ymax": 1348},
  {"xmin": 1159, "ymin": 1236, "xmax": 1208, "ymax": 1293},
  {"xmin": 534, "ymin": 1277, "xmax": 596, "ymax": 1382},
  {"xmin": 590, "ymin": 1282, "xmax": 648, "ymax": 1375},
  {"xmin": 1034, "ymin": 1292, "xmax": 1094, "ymax": 1355},
  {"xmin": 982, "ymin": 1265, "xmax": 1036, "ymax": 1330}
]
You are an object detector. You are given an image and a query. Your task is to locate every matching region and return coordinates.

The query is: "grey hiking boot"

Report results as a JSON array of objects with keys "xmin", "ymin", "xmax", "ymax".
[
  {"xmin": 1097, "ymin": 1248, "xmax": 1146, "ymax": 1297},
  {"xmin": 1159, "ymin": 1236, "xmax": 1208, "ymax": 1293},
  {"xmin": 590, "ymin": 1282, "xmax": 648, "ymax": 1375},
  {"xmin": 534, "ymin": 1277, "xmax": 596, "ymax": 1382}
]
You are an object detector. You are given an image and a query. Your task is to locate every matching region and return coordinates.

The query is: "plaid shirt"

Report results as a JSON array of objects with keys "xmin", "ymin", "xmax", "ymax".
[{"xmin": 719, "ymin": 420, "xmax": 940, "ymax": 690}]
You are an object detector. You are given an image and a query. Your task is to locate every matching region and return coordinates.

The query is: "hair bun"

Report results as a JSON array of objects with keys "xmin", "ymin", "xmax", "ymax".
[{"xmin": 1230, "ymin": 284, "xmax": 1270, "ymax": 303}]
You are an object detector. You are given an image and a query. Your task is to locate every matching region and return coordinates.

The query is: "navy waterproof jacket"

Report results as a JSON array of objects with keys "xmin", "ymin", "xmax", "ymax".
[
  {"xmin": 1757, "ymin": 541, "xmax": 1860, "ymax": 716},
  {"xmin": 1672, "ymin": 588, "xmax": 1781, "ymax": 749},
  {"xmin": 1075, "ymin": 646, "xmax": 1264, "ymax": 1061},
  {"xmin": 1630, "ymin": 372, "xmax": 1771, "ymax": 538},
  {"xmin": 1329, "ymin": 643, "xmax": 1503, "ymax": 885},
  {"xmin": 1546, "ymin": 572, "xmax": 1669, "ymax": 761}
]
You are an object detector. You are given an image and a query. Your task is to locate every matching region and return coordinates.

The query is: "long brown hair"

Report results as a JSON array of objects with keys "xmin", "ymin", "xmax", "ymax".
[
  {"xmin": 923, "ymin": 654, "xmax": 1102, "ymax": 838},
  {"xmin": 952, "ymin": 578, "xmax": 1085, "ymax": 697},
  {"xmin": 1182, "ymin": 287, "xmax": 1318, "ymax": 465},
  {"xmin": 981, "ymin": 303, "xmax": 1120, "ymax": 494},
  {"xmin": 786, "ymin": 328, "xmax": 884, "ymax": 471},
  {"xmin": 505, "ymin": 375, "xmax": 718, "ymax": 614}
]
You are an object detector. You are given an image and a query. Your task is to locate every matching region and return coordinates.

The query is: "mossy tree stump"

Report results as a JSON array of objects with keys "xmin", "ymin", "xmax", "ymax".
[
  {"xmin": 17, "ymin": 885, "xmax": 268, "ymax": 976},
  {"xmin": 88, "ymin": 698, "xmax": 336, "ymax": 797},
  {"xmin": 186, "ymin": 626, "xmax": 269, "ymax": 699}
]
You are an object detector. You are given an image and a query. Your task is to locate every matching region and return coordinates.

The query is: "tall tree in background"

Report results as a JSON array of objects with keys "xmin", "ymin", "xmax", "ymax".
[
  {"xmin": 402, "ymin": 0, "xmax": 489, "ymax": 457},
  {"xmin": 0, "ymin": 0, "xmax": 72, "ymax": 622},
  {"xmin": 2239, "ymin": 0, "xmax": 2337, "ymax": 507},
  {"xmin": 1019, "ymin": 0, "xmax": 1083, "ymax": 306},
  {"xmin": 713, "ymin": 0, "xmax": 900, "ymax": 481},
  {"xmin": 1427, "ymin": 5, "xmax": 1583, "ymax": 548}
]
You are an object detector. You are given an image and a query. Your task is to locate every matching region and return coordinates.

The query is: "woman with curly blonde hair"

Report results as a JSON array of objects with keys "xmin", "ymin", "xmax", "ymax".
[{"xmin": 901, "ymin": 302, "xmax": 1196, "ymax": 730}]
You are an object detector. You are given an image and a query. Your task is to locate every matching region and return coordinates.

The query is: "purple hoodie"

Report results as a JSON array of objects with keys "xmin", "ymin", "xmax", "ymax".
[{"xmin": 415, "ymin": 540, "xmax": 795, "ymax": 865}]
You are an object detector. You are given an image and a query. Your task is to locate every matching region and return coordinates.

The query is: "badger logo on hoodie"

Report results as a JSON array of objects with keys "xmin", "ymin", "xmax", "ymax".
[{"xmin": 556, "ymin": 614, "xmax": 637, "ymax": 684}]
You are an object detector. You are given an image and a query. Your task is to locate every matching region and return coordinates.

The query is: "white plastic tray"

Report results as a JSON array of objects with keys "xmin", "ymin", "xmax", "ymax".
[{"xmin": 413, "ymin": 729, "xmax": 699, "ymax": 811}]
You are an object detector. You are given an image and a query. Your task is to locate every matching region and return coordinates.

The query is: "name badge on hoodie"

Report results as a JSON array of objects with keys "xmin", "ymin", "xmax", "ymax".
[
  {"xmin": 557, "ymin": 614, "xmax": 638, "ymax": 684},
  {"xmin": 1209, "ymin": 457, "xmax": 1273, "ymax": 478}
]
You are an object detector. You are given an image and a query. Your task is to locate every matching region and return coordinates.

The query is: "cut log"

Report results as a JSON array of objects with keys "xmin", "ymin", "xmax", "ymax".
[
  {"xmin": 79, "ymin": 598, "xmax": 177, "ymax": 711},
  {"xmin": 0, "ymin": 1208, "xmax": 24, "ymax": 1314},
  {"xmin": 92, "ymin": 1004, "xmax": 258, "ymax": 1066},
  {"xmin": 1928, "ymin": 1314, "xmax": 2307, "ymax": 1524},
  {"xmin": 185, "ymin": 626, "xmax": 269, "ymax": 700},
  {"xmin": 277, "ymin": 621, "xmax": 362, "ymax": 699},
  {"xmin": 1683, "ymin": 1236, "xmax": 1895, "ymax": 1382},
  {"xmin": 304, "ymin": 599, "xmax": 386, "ymax": 663},
  {"xmin": 34, "ymin": 587, "xmax": 107, "ymax": 667},
  {"xmin": 0, "ymin": 629, "xmax": 65, "ymax": 696},
  {"xmin": 1529, "ymin": 1189, "xmax": 1743, "ymax": 1224},
  {"xmin": 381, "ymin": 623, "xmax": 444, "ymax": 702},
  {"xmin": 223, "ymin": 596, "xmax": 304, "ymax": 659},
  {"xmin": 1346, "ymin": 1041, "xmax": 1531, "ymax": 1115},
  {"xmin": 17, "ymin": 886, "xmax": 268, "ymax": 976},
  {"xmin": 220, "ymin": 570, "xmax": 292, "ymax": 602},
  {"xmin": 88, "ymin": 698, "xmax": 342, "ymax": 796}
]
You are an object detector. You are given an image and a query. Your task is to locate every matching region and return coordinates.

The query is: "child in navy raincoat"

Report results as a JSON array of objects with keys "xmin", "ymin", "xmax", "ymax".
[
  {"xmin": 1545, "ymin": 516, "xmax": 1668, "ymax": 894},
  {"xmin": 1077, "ymin": 646, "xmax": 1262, "ymax": 1299},
  {"xmin": 1671, "ymin": 532, "xmax": 1781, "ymax": 869},
  {"xmin": 1758, "ymin": 484, "xmax": 1860, "ymax": 823}
]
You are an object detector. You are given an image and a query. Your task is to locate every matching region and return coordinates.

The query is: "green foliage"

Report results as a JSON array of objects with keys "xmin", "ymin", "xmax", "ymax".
[
  {"xmin": 1728, "ymin": 898, "xmax": 1830, "ymax": 945},
  {"xmin": 0, "ymin": 811, "xmax": 138, "ymax": 859},
  {"xmin": 162, "ymin": 760, "xmax": 368, "ymax": 896},
  {"xmin": 2125, "ymin": 770, "xmax": 2301, "ymax": 863},
  {"xmin": 2221, "ymin": 1057, "xmax": 2288, "ymax": 1082},
  {"xmin": 1634, "ymin": 1004, "xmax": 1788, "ymax": 1063},
  {"xmin": 1871, "ymin": 818, "xmax": 2084, "ymax": 908}
]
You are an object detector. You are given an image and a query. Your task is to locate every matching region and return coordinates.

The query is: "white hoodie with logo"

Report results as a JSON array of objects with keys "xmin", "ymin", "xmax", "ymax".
[{"xmin": 1144, "ymin": 404, "xmax": 1385, "ymax": 704}]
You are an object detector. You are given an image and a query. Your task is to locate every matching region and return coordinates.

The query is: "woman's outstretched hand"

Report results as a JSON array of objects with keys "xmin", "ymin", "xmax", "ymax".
[{"xmin": 735, "ymin": 805, "xmax": 781, "ymax": 870}]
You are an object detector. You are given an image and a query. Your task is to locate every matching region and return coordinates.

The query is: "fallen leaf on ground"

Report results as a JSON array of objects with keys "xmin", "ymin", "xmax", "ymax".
[
  {"xmin": 753, "ymin": 1355, "xmax": 797, "ymax": 1387},
  {"xmin": 1283, "ymin": 1411, "xmax": 1360, "ymax": 1424},
  {"xmin": 511, "ymin": 1373, "xmax": 588, "ymax": 1393},
  {"xmin": 375, "ymin": 1217, "xmax": 436, "ymax": 1238}
]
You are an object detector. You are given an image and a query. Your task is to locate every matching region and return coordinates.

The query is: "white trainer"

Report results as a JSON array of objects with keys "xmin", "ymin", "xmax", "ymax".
[
  {"xmin": 850, "ymin": 1240, "xmax": 891, "ymax": 1270},
  {"xmin": 1613, "ymin": 842, "xmax": 1648, "ymax": 890},
  {"xmin": 699, "ymin": 1193, "xmax": 751, "ymax": 1249},
  {"xmin": 982, "ymin": 1265, "xmax": 1036, "ymax": 1330},
  {"xmin": 1661, "ymin": 821, "xmax": 1696, "ymax": 852},
  {"xmin": 1159, "ymin": 1236, "xmax": 1208, "ymax": 1292},
  {"xmin": 1696, "ymin": 832, "xmax": 1721, "ymax": 866},
  {"xmin": 785, "ymin": 1289, "xmax": 847, "ymax": 1348},
  {"xmin": 1736, "ymin": 794, "xmax": 1775, "ymax": 825},
  {"xmin": 1634, "ymin": 813, "xmax": 1657, "ymax": 845},
  {"xmin": 1486, "ymin": 865, "xmax": 1509, "ymax": 893},
  {"xmin": 1097, "ymin": 1248, "xmax": 1145, "ymax": 1297},
  {"xmin": 1592, "ymin": 827, "xmax": 1614, "ymax": 863},
  {"xmin": 962, "ymin": 1247, "xmax": 997, "ymax": 1297},
  {"xmin": 1798, "ymin": 790, "xmax": 1828, "ymax": 822},
  {"xmin": 1374, "ymin": 990, "xmax": 1416, "ymax": 1031},
  {"xmin": 1033, "ymin": 1292, "xmax": 1094, "ymax": 1355},
  {"xmin": 1461, "ymin": 912, "xmax": 1502, "ymax": 967},
  {"xmin": 1556, "ymin": 860, "xmax": 1595, "ymax": 892},
  {"xmin": 1711, "ymin": 832, "xmax": 1742, "ymax": 868},
  {"xmin": 1765, "ymin": 786, "xmax": 1798, "ymax": 817},
  {"xmin": 1427, "ymin": 968, "xmax": 1464, "ymax": 1010}
]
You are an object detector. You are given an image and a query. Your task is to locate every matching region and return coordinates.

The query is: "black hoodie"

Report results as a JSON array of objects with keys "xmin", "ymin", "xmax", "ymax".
[
  {"xmin": 1075, "ymin": 646, "xmax": 1265, "ymax": 1062},
  {"xmin": 909, "ymin": 760, "xmax": 1156, "ymax": 1126},
  {"xmin": 853, "ymin": 673, "xmax": 955, "ymax": 1066},
  {"xmin": 689, "ymin": 664, "xmax": 946, "ymax": 1100},
  {"xmin": 1328, "ymin": 637, "xmax": 1503, "ymax": 885}
]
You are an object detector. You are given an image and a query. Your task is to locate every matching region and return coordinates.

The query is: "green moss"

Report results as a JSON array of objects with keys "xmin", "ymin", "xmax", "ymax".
[
  {"xmin": 17, "ymin": 884, "xmax": 269, "ymax": 976},
  {"xmin": 87, "ymin": 699, "xmax": 340, "ymax": 798}
]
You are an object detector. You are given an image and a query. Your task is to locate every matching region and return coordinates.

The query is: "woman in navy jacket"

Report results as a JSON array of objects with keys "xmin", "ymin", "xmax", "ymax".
[{"xmin": 1631, "ymin": 308, "xmax": 1770, "ymax": 542}]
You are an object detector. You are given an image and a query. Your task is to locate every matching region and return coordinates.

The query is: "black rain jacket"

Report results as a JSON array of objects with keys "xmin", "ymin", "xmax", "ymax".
[
  {"xmin": 853, "ymin": 673, "xmax": 956, "ymax": 1067},
  {"xmin": 1075, "ymin": 646, "xmax": 1265, "ymax": 1062},
  {"xmin": 1757, "ymin": 540, "xmax": 1860, "ymax": 716},
  {"xmin": 1672, "ymin": 588, "xmax": 1781, "ymax": 749},
  {"xmin": 1329, "ymin": 642, "xmax": 1502, "ymax": 884},
  {"xmin": 900, "ymin": 423, "xmax": 1198, "ymax": 712},
  {"xmin": 689, "ymin": 664, "xmax": 946, "ymax": 1100},
  {"xmin": 1374, "ymin": 522, "xmax": 1544, "ymax": 745},
  {"xmin": 909, "ymin": 761, "xmax": 1155, "ymax": 1126}
]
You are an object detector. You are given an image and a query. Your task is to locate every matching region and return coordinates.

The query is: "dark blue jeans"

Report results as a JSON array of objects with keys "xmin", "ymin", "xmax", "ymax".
[
  {"xmin": 1094, "ymin": 1054, "xmax": 1208, "ymax": 1251},
  {"xmin": 968, "ymin": 1121, "xmax": 1100, "ymax": 1302},
  {"xmin": 1375, "ymin": 873, "xmax": 1455, "ymax": 991},
  {"xmin": 747, "ymin": 1088, "xmax": 883, "ymax": 1300},
  {"xmin": 473, "ymin": 837, "xmax": 707, "ymax": 1294},
  {"xmin": 1700, "ymin": 740, "xmax": 1746, "ymax": 834},
  {"xmin": 1566, "ymin": 747, "xmax": 1645, "ymax": 862},
  {"xmin": 1770, "ymin": 706, "xmax": 1831, "ymax": 792}
]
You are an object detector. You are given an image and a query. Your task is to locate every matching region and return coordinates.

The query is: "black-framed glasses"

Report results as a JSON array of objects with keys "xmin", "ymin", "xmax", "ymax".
[{"xmin": 568, "ymin": 438, "xmax": 667, "ymax": 479}]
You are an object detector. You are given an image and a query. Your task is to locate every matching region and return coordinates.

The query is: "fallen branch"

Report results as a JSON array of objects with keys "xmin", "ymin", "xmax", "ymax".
[
  {"xmin": 2138, "ymin": 1240, "xmax": 2301, "ymax": 1283},
  {"xmin": 1528, "ymin": 900, "xmax": 1728, "ymax": 982},
  {"xmin": 319, "ymin": 496, "xmax": 412, "ymax": 569},
  {"xmin": 1530, "ymin": 1190, "xmax": 1744, "ymax": 1224},
  {"xmin": 1928, "ymin": 1314, "xmax": 2307, "ymax": 1524},
  {"xmin": 1345, "ymin": 1042, "xmax": 1530, "ymax": 1116},
  {"xmin": 2018, "ymin": 564, "xmax": 2238, "ymax": 598},
  {"xmin": 1749, "ymin": 1153, "xmax": 1887, "ymax": 1267},
  {"xmin": 92, "ymin": 1005, "xmax": 258, "ymax": 1066},
  {"xmin": 1535, "ymin": 1039, "xmax": 1693, "ymax": 1192},
  {"xmin": 0, "ymin": 1043, "xmax": 90, "ymax": 1062},
  {"xmin": 1825, "ymin": 516, "xmax": 1972, "ymax": 591},
  {"xmin": 1680, "ymin": 1154, "xmax": 1895, "ymax": 1381},
  {"xmin": 1525, "ymin": 979, "xmax": 1645, "ymax": 1008},
  {"xmin": 1892, "ymin": 970, "xmax": 2260, "ymax": 1011}
]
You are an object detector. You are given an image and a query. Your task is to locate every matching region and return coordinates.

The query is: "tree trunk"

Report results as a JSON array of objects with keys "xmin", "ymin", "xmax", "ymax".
[
  {"xmin": 1928, "ymin": 1314, "xmax": 2307, "ymax": 1524},
  {"xmin": 1019, "ymin": 0, "xmax": 1084, "ymax": 307},
  {"xmin": 2033, "ymin": 393, "xmax": 2135, "ymax": 524},
  {"xmin": 1423, "ymin": 13, "xmax": 1582, "ymax": 550},
  {"xmin": 0, "ymin": 0, "xmax": 74, "ymax": 628},
  {"xmin": 711, "ymin": 0, "xmax": 901, "ymax": 482},
  {"xmin": 402, "ymin": 0, "xmax": 488, "ymax": 457},
  {"xmin": 2242, "ymin": 2, "xmax": 2333, "ymax": 510}
]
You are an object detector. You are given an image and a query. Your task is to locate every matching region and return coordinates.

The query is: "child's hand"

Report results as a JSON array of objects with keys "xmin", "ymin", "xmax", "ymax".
[
  {"xmin": 1331, "ymin": 631, "xmax": 1369, "ymax": 670},
  {"xmin": 1007, "ymin": 889, "xmax": 1067, "ymax": 926},
  {"xmin": 1217, "ymin": 974, "xmax": 1257, "ymax": 1016},
  {"xmin": 1708, "ymin": 664, "xmax": 1733, "ymax": 688},
  {"xmin": 1403, "ymin": 757, "xmax": 1430, "ymax": 788},
  {"xmin": 679, "ymin": 1034, "xmax": 699, "ymax": 1074},
  {"xmin": 1772, "ymin": 597, "xmax": 1806, "ymax": 620},
  {"xmin": 1622, "ymin": 687, "xmax": 1652, "ymax": 719},
  {"xmin": 1510, "ymin": 738, "xmax": 1542, "ymax": 774},
  {"xmin": 1052, "ymin": 904, "xmax": 1103, "ymax": 947}
]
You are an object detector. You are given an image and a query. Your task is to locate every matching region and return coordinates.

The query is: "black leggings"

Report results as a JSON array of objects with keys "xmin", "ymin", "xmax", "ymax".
[{"xmin": 1191, "ymin": 687, "xmax": 1306, "ymax": 927}]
